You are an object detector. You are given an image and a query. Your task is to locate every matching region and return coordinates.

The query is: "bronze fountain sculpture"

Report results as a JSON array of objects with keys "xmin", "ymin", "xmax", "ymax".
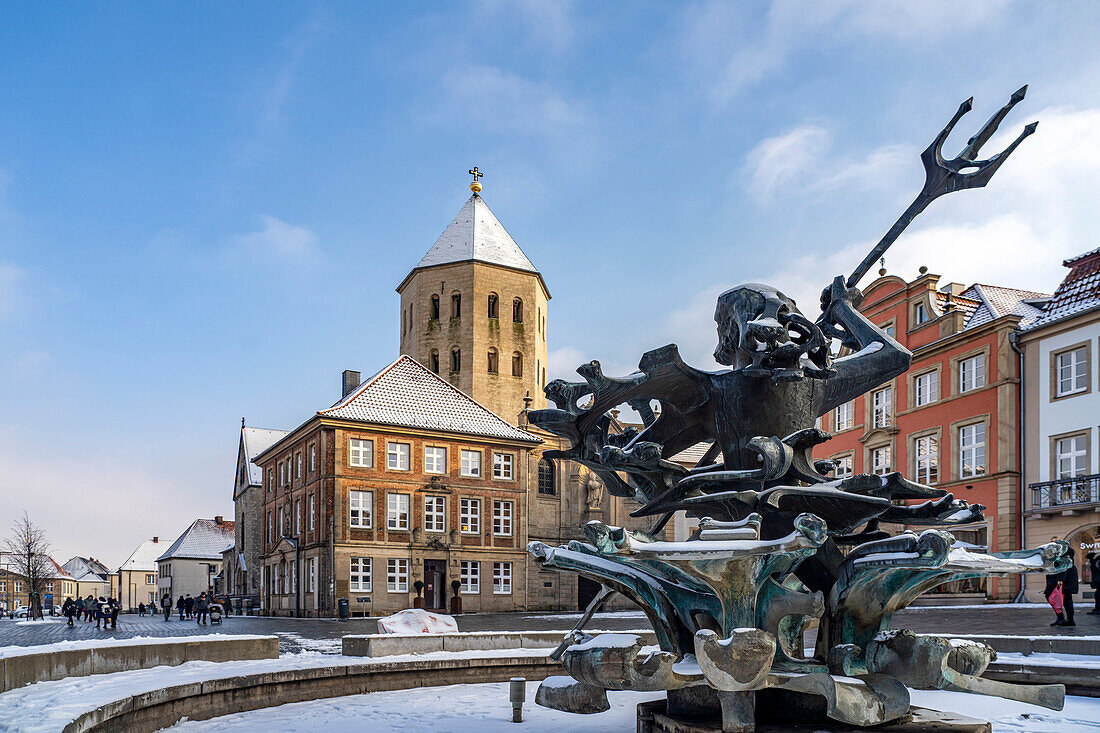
[{"xmin": 527, "ymin": 87, "xmax": 1068, "ymax": 732}]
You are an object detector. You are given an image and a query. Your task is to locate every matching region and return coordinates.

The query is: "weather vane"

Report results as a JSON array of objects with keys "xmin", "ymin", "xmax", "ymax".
[{"xmin": 468, "ymin": 166, "xmax": 483, "ymax": 194}]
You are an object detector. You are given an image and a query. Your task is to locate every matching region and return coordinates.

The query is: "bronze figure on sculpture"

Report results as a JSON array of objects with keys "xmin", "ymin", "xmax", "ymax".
[{"xmin": 527, "ymin": 87, "xmax": 1069, "ymax": 733}]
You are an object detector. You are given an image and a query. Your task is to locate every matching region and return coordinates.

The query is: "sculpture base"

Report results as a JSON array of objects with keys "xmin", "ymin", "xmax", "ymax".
[{"xmin": 637, "ymin": 700, "xmax": 991, "ymax": 733}]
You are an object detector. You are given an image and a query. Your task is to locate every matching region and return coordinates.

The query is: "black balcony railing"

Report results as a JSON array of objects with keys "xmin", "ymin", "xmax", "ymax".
[{"xmin": 1030, "ymin": 474, "xmax": 1100, "ymax": 510}]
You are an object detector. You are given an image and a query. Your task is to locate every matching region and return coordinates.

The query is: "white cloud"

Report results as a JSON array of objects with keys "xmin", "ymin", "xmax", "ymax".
[
  {"xmin": 745, "ymin": 125, "xmax": 830, "ymax": 202},
  {"xmin": 476, "ymin": 0, "xmax": 577, "ymax": 55},
  {"xmin": 679, "ymin": 0, "xmax": 1012, "ymax": 107},
  {"xmin": 442, "ymin": 65, "xmax": 591, "ymax": 146},
  {"xmin": 233, "ymin": 215, "xmax": 320, "ymax": 264}
]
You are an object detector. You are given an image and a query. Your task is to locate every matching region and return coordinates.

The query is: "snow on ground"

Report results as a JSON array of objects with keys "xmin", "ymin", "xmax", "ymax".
[
  {"xmin": 0, "ymin": 649, "xmax": 553, "ymax": 733},
  {"xmin": 996, "ymin": 652, "xmax": 1100, "ymax": 669},
  {"xmin": 161, "ymin": 682, "xmax": 661, "ymax": 733},
  {"xmin": 273, "ymin": 632, "xmax": 342, "ymax": 654},
  {"xmin": 12, "ymin": 618, "xmax": 63, "ymax": 626},
  {"xmin": 908, "ymin": 603, "xmax": 1051, "ymax": 610},
  {"xmin": 378, "ymin": 609, "xmax": 458, "ymax": 634},
  {"xmin": 523, "ymin": 611, "xmax": 647, "ymax": 621},
  {"xmin": 155, "ymin": 684, "xmax": 1100, "ymax": 733},
  {"xmin": 0, "ymin": 634, "xmax": 275, "ymax": 659}
]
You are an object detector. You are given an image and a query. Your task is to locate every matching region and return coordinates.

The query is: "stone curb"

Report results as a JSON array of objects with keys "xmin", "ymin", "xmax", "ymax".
[
  {"xmin": 62, "ymin": 654, "xmax": 562, "ymax": 733},
  {"xmin": 0, "ymin": 636, "xmax": 279, "ymax": 693},
  {"xmin": 342, "ymin": 629, "xmax": 658, "ymax": 657}
]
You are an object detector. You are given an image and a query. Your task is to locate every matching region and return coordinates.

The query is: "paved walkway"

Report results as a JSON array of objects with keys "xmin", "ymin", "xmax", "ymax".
[{"xmin": 1, "ymin": 604, "xmax": 1096, "ymax": 654}]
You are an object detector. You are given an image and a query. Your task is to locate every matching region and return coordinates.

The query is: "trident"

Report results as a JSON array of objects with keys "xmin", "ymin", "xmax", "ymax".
[{"xmin": 842, "ymin": 86, "xmax": 1038, "ymax": 291}]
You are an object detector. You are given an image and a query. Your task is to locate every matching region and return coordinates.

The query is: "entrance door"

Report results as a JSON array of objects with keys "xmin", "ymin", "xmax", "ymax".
[
  {"xmin": 424, "ymin": 560, "xmax": 446, "ymax": 609},
  {"xmin": 578, "ymin": 576, "xmax": 601, "ymax": 611}
]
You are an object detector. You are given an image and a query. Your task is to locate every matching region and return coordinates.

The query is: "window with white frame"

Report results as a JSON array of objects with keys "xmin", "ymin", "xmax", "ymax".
[
  {"xmin": 14, "ymin": 581, "xmax": 22, "ymax": 593},
  {"xmin": 145, "ymin": 573, "xmax": 156, "ymax": 585},
  {"xmin": 424, "ymin": 446, "xmax": 446, "ymax": 474},
  {"xmin": 914, "ymin": 302, "xmax": 929, "ymax": 324},
  {"xmin": 349, "ymin": 490, "xmax": 373, "ymax": 528},
  {"xmin": 960, "ymin": 354, "xmax": 986, "ymax": 393},
  {"xmin": 914, "ymin": 371, "xmax": 939, "ymax": 407},
  {"xmin": 278, "ymin": 507, "xmax": 285, "ymax": 536},
  {"xmin": 349, "ymin": 438, "xmax": 373, "ymax": 467},
  {"xmin": 871, "ymin": 446, "xmax": 892, "ymax": 475},
  {"xmin": 872, "ymin": 388, "xmax": 892, "ymax": 428},
  {"xmin": 387, "ymin": 493, "xmax": 410, "ymax": 530},
  {"xmin": 460, "ymin": 561, "xmax": 479, "ymax": 593},
  {"xmin": 294, "ymin": 499, "xmax": 301, "ymax": 535},
  {"xmin": 267, "ymin": 511, "xmax": 272, "ymax": 542},
  {"xmin": 914, "ymin": 435, "xmax": 939, "ymax": 484},
  {"xmin": 493, "ymin": 453, "xmax": 513, "ymax": 480},
  {"xmin": 460, "ymin": 498, "xmax": 481, "ymax": 534},
  {"xmin": 959, "ymin": 423, "xmax": 986, "ymax": 478},
  {"xmin": 387, "ymin": 442, "xmax": 410, "ymax": 471},
  {"xmin": 309, "ymin": 495, "xmax": 315, "ymax": 531},
  {"xmin": 493, "ymin": 500, "xmax": 513, "ymax": 536},
  {"xmin": 0, "ymin": 581, "xmax": 6, "ymax": 593},
  {"xmin": 424, "ymin": 496, "xmax": 446, "ymax": 532},
  {"xmin": 883, "ymin": 324, "xmax": 895, "ymax": 339},
  {"xmin": 460, "ymin": 450, "xmax": 482, "ymax": 477},
  {"xmin": 833, "ymin": 455, "xmax": 853, "ymax": 479},
  {"xmin": 350, "ymin": 557, "xmax": 372, "ymax": 592},
  {"xmin": 1055, "ymin": 435, "xmax": 1088, "ymax": 479},
  {"xmin": 307, "ymin": 557, "xmax": 315, "ymax": 593},
  {"xmin": 1056, "ymin": 347, "xmax": 1088, "ymax": 397},
  {"xmin": 835, "ymin": 401, "xmax": 854, "ymax": 431},
  {"xmin": 493, "ymin": 562, "xmax": 512, "ymax": 594},
  {"xmin": 279, "ymin": 462, "xmax": 285, "ymax": 485},
  {"xmin": 310, "ymin": 443, "xmax": 316, "ymax": 472},
  {"xmin": 387, "ymin": 558, "xmax": 409, "ymax": 593},
  {"xmin": 296, "ymin": 453, "xmax": 302, "ymax": 478}
]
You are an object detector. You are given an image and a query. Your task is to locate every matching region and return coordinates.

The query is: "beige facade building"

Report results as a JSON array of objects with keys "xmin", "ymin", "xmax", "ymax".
[
  {"xmin": 1019, "ymin": 247, "xmax": 1100, "ymax": 603},
  {"xmin": 115, "ymin": 537, "xmax": 165, "ymax": 611},
  {"xmin": 157, "ymin": 518, "xmax": 235, "ymax": 601}
]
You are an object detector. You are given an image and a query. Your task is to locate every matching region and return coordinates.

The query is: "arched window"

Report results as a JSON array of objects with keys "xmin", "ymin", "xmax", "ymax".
[
  {"xmin": 512, "ymin": 351, "xmax": 523, "ymax": 377},
  {"xmin": 451, "ymin": 348, "xmax": 461, "ymax": 373},
  {"xmin": 451, "ymin": 292, "xmax": 461, "ymax": 318},
  {"xmin": 538, "ymin": 458, "xmax": 555, "ymax": 495},
  {"xmin": 512, "ymin": 298, "xmax": 524, "ymax": 323},
  {"xmin": 430, "ymin": 295, "xmax": 440, "ymax": 320},
  {"xmin": 487, "ymin": 348, "xmax": 499, "ymax": 374},
  {"xmin": 429, "ymin": 349, "xmax": 439, "ymax": 374},
  {"xmin": 487, "ymin": 293, "xmax": 498, "ymax": 319}
]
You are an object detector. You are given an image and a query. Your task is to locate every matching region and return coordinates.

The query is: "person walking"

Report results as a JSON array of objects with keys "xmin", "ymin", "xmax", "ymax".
[
  {"xmin": 62, "ymin": 597, "xmax": 76, "ymax": 627},
  {"xmin": 95, "ymin": 597, "xmax": 108, "ymax": 629},
  {"xmin": 74, "ymin": 595, "xmax": 84, "ymax": 622},
  {"xmin": 108, "ymin": 597, "xmax": 120, "ymax": 629},
  {"xmin": 84, "ymin": 595, "xmax": 95, "ymax": 622},
  {"xmin": 1087, "ymin": 551, "xmax": 1100, "ymax": 615},
  {"xmin": 176, "ymin": 595, "xmax": 185, "ymax": 621},
  {"xmin": 195, "ymin": 592, "xmax": 209, "ymax": 625},
  {"xmin": 138, "ymin": 602, "xmax": 145, "ymax": 617},
  {"xmin": 161, "ymin": 593, "xmax": 172, "ymax": 621},
  {"xmin": 1046, "ymin": 550, "xmax": 1079, "ymax": 627},
  {"xmin": 185, "ymin": 595, "xmax": 194, "ymax": 619}
]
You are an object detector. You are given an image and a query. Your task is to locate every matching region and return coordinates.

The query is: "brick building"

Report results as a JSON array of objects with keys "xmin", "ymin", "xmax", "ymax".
[
  {"xmin": 0, "ymin": 553, "xmax": 77, "ymax": 612},
  {"xmin": 816, "ymin": 269, "xmax": 1047, "ymax": 600},
  {"xmin": 254, "ymin": 356, "xmax": 541, "ymax": 617},
  {"xmin": 1019, "ymin": 247, "xmax": 1100, "ymax": 603}
]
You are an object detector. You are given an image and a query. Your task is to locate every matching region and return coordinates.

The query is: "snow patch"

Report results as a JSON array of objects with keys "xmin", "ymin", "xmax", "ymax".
[{"xmin": 377, "ymin": 609, "xmax": 458, "ymax": 634}]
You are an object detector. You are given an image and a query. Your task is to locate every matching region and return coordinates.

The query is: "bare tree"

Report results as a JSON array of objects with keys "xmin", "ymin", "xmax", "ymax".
[{"xmin": 4, "ymin": 512, "xmax": 54, "ymax": 620}]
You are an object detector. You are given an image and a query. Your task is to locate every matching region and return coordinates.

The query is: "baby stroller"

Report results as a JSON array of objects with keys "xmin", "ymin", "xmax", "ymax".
[{"xmin": 209, "ymin": 602, "xmax": 223, "ymax": 625}]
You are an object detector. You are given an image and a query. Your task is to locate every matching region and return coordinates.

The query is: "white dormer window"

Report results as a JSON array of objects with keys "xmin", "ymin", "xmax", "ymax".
[{"xmin": 914, "ymin": 302, "xmax": 929, "ymax": 324}]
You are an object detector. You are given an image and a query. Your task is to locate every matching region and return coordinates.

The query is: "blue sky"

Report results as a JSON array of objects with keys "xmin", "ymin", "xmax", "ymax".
[{"xmin": 3, "ymin": 1, "xmax": 1100, "ymax": 565}]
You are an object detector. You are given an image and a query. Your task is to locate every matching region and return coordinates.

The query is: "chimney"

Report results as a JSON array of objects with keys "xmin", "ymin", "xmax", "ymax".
[
  {"xmin": 342, "ymin": 370, "xmax": 361, "ymax": 397},
  {"xmin": 214, "ymin": 515, "xmax": 224, "ymax": 525}
]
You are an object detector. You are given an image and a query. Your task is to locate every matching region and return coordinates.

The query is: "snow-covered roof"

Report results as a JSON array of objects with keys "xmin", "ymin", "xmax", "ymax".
[
  {"xmin": 318, "ymin": 355, "xmax": 541, "ymax": 444},
  {"xmin": 961, "ymin": 284, "xmax": 1048, "ymax": 330},
  {"xmin": 1024, "ymin": 247, "xmax": 1100, "ymax": 331},
  {"xmin": 157, "ymin": 519, "xmax": 236, "ymax": 562},
  {"xmin": 0, "ymin": 553, "xmax": 75, "ymax": 580},
  {"xmin": 414, "ymin": 194, "xmax": 537, "ymax": 274},
  {"xmin": 241, "ymin": 426, "xmax": 288, "ymax": 486},
  {"xmin": 61, "ymin": 557, "xmax": 110, "ymax": 582},
  {"xmin": 117, "ymin": 539, "xmax": 167, "ymax": 572}
]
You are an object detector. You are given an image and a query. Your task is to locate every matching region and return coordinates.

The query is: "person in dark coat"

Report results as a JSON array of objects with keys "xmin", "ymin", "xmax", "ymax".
[
  {"xmin": 108, "ymin": 597, "xmax": 120, "ymax": 629},
  {"xmin": 95, "ymin": 597, "xmax": 108, "ymax": 629},
  {"xmin": 1045, "ymin": 550, "xmax": 1079, "ymax": 627},
  {"xmin": 176, "ymin": 595, "xmax": 185, "ymax": 621},
  {"xmin": 185, "ymin": 595, "xmax": 194, "ymax": 619},
  {"xmin": 195, "ymin": 592, "xmax": 209, "ymax": 625},
  {"xmin": 84, "ymin": 595, "xmax": 95, "ymax": 622},
  {"xmin": 74, "ymin": 596, "xmax": 84, "ymax": 621},
  {"xmin": 138, "ymin": 602, "xmax": 145, "ymax": 617},
  {"xmin": 1087, "ymin": 551, "xmax": 1100, "ymax": 615},
  {"xmin": 62, "ymin": 597, "xmax": 76, "ymax": 626},
  {"xmin": 161, "ymin": 593, "xmax": 172, "ymax": 621}
]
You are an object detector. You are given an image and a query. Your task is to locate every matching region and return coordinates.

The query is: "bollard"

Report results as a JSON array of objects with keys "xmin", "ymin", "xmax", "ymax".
[{"xmin": 509, "ymin": 677, "xmax": 526, "ymax": 723}]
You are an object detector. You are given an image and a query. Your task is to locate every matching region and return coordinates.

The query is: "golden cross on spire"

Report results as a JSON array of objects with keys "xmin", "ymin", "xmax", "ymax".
[{"xmin": 468, "ymin": 166, "xmax": 483, "ymax": 194}]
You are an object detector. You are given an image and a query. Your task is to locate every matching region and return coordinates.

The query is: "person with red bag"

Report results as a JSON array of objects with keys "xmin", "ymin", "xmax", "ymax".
[{"xmin": 1045, "ymin": 538, "xmax": 1079, "ymax": 627}]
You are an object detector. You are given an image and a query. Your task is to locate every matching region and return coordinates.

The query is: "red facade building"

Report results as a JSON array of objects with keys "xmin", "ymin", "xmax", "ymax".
[{"xmin": 817, "ymin": 270, "xmax": 1047, "ymax": 600}]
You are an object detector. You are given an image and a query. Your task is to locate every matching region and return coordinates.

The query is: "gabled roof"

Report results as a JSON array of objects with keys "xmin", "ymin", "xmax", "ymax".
[
  {"xmin": 398, "ymin": 194, "xmax": 548, "ymax": 296},
  {"xmin": 117, "ymin": 539, "xmax": 166, "ymax": 573},
  {"xmin": 961, "ymin": 284, "xmax": 1048, "ymax": 330},
  {"xmin": 157, "ymin": 519, "xmax": 236, "ymax": 562},
  {"xmin": 1025, "ymin": 247, "xmax": 1100, "ymax": 330},
  {"xmin": 241, "ymin": 426, "xmax": 288, "ymax": 486},
  {"xmin": 318, "ymin": 355, "xmax": 541, "ymax": 444},
  {"xmin": 61, "ymin": 557, "xmax": 110, "ymax": 582}
]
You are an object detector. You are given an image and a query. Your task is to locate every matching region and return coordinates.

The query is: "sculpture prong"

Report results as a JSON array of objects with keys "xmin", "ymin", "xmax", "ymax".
[{"xmin": 960, "ymin": 84, "xmax": 1028, "ymax": 161}]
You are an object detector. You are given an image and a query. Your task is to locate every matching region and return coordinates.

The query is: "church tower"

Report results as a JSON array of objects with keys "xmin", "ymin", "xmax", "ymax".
[{"xmin": 396, "ymin": 170, "xmax": 550, "ymax": 423}]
